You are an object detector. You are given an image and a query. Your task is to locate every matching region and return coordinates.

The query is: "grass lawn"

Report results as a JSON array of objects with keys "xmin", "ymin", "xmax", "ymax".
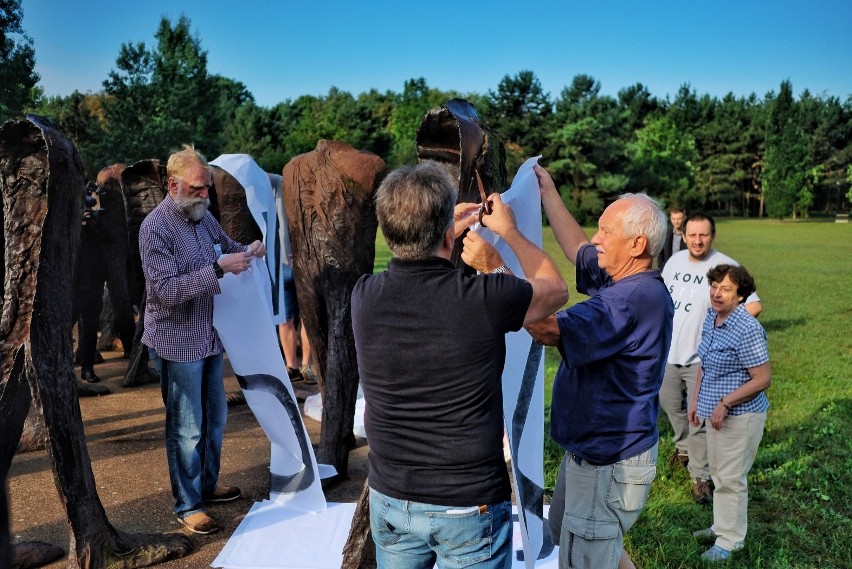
[{"xmin": 373, "ymin": 218, "xmax": 852, "ymax": 568}]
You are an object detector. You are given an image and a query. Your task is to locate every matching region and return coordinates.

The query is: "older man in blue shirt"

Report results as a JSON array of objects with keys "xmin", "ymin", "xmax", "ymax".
[
  {"xmin": 140, "ymin": 145, "xmax": 265, "ymax": 535},
  {"xmin": 527, "ymin": 165, "xmax": 673, "ymax": 569}
]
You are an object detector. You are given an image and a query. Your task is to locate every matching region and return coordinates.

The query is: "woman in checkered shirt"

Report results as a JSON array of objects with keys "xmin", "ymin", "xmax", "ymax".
[{"xmin": 688, "ymin": 264, "xmax": 771, "ymax": 562}]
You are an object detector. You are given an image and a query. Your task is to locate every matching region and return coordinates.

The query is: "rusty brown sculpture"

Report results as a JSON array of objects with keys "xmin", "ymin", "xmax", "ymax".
[
  {"xmin": 210, "ymin": 165, "xmax": 263, "ymax": 244},
  {"xmin": 283, "ymin": 139, "xmax": 386, "ymax": 483},
  {"xmin": 0, "ymin": 116, "xmax": 191, "ymax": 568}
]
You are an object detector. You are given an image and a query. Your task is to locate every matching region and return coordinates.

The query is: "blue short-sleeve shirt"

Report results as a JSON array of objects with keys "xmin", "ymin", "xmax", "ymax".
[{"xmin": 550, "ymin": 244, "xmax": 674, "ymax": 465}]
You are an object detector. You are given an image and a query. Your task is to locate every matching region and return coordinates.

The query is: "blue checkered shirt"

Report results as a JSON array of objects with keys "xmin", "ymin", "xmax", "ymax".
[
  {"xmin": 696, "ymin": 304, "xmax": 770, "ymax": 417},
  {"xmin": 140, "ymin": 195, "xmax": 245, "ymax": 362}
]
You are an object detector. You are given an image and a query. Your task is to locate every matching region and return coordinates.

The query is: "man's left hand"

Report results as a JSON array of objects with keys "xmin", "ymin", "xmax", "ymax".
[
  {"xmin": 454, "ymin": 203, "xmax": 480, "ymax": 237},
  {"xmin": 248, "ymin": 240, "xmax": 266, "ymax": 258},
  {"xmin": 461, "ymin": 231, "xmax": 504, "ymax": 273}
]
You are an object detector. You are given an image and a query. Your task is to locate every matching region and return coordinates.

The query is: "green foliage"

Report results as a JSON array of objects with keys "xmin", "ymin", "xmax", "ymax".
[
  {"xmin": 848, "ymin": 164, "xmax": 852, "ymax": 202},
  {"xmin": 29, "ymin": 91, "xmax": 108, "ymax": 177},
  {"xmin": 797, "ymin": 91, "xmax": 852, "ymax": 214},
  {"xmin": 763, "ymin": 81, "xmax": 812, "ymax": 219},
  {"xmin": 11, "ymin": 9, "xmax": 850, "ymax": 215},
  {"xmin": 0, "ymin": 0, "xmax": 39, "ymax": 121},
  {"xmin": 545, "ymin": 74, "xmax": 632, "ymax": 223},
  {"xmin": 221, "ymin": 101, "xmax": 286, "ymax": 172},
  {"xmin": 694, "ymin": 93, "xmax": 763, "ymax": 216},
  {"xmin": 100, "ymin": 16, "xmax": 236, "ymax": 164},
  {"xmin": 617, "ymin": 82, "xmax": 663, "ymax": 132},
  {"xmin": 626, "ymin": 115, "xmax": 698, "ymax": 205},
  {"xmin": 480, "ymin": 70, "xmax": 553, "ymax": 174}
]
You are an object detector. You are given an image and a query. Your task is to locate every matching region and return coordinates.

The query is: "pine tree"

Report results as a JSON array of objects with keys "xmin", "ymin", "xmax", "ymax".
[{"xmin": 0, "ymin": 0, "xmax": 39, "ymax": 121}]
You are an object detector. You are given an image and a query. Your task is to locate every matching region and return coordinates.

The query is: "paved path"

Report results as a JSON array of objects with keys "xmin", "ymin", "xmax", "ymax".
[{"xmin": 8, "ymin": 351, "xmax": 368, "ymax": 569}]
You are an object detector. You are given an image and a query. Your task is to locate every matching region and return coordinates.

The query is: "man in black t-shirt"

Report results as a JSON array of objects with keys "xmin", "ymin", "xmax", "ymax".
[{"xmin": 352, "ymin": 161, "xmax": 566, "ymax": 568}]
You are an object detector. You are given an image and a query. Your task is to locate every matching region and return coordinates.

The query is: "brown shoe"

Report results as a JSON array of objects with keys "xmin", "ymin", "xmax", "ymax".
[
  {"xmin": 669, "ymin": 451, "xmax": 689, "ymax": 468},
  {"xmin": 204, "ymin": 485, "xmax": 241, "ymax": 503},
  {"xmin": 692, "ymin": 479, "xmax": 713, "ymax": 505},
  {"xmin": 178, "ymin": 512, "xmax": 220, "ymax": 535}
]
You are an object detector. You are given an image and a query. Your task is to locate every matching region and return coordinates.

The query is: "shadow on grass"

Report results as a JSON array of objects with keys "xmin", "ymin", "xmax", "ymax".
[{"xmin": 760, "ymin": 317, "xmax": 807, "ymax": 333}]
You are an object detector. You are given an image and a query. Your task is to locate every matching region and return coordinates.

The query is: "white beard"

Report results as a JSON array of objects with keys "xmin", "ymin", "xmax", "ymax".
[{"xmin": 177, "ymin": 197, "xmax": 210, "ymax": 222}]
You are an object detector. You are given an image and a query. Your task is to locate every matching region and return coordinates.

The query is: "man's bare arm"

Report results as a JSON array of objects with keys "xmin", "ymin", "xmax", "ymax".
[
  {"xmin": 535, "ymin": 165, "xmax": 589, "ymax": 266},
  {"xmin": 745, "ymin": 301, "xmax": 762, "ymax": 318},
  {"xmin": 525, "ymin": 315, "xmax": 560, "ymax": 347}
]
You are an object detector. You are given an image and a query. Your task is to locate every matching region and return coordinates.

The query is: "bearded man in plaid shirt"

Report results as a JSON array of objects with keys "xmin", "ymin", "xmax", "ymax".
[{"xmin": 140, "ymin": 145, "xmax": 265, "ymax": 535}]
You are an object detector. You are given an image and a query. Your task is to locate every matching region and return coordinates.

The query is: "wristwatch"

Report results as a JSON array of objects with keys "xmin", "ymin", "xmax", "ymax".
[
  {"xmin": 212, "ymin": 261, "xmax": 224, "ymax": 279},
  {"xmin": 490, "ymin": 264, "xmax": 509, "ymax": 274}
]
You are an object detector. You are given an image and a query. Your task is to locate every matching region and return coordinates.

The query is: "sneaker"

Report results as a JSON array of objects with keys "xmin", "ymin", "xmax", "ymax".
[
  {"xmin": 204, "ymin": 485, "xmax": 241, "ymax": 503},
  {"xmin": 177, "ymin": 512, "xmax": 220, "ymax": 535},
  {"xmin": 693, "ymin": 527, "xmax": 717, "ymax": 540},
  {"xmin": 300, "ymin": 365, "xmax": 318, "ymax": 385},
  {"xmin": 700, "ymin": 544, "xmax": 731, "ymax": 561},
  {"xmin": 287, "ymin": 366, "xmax": 303, "ymax": 383},
  {"xmin": 669, "ymin": 451, "xmax": 689, "ymax": 468},
  {"xmin": 692, "ymin": 479, "xmax": 713, "ymax": 506}
]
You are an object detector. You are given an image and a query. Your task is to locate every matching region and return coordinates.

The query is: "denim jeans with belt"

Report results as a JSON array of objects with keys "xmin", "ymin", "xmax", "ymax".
[
  {"xmin": 149, "ymin": 347, "xmax": 227, "ymax": 518},
  {"xmin": 369, "ymin": 488, "xmax": 513, "ymax": 569}
]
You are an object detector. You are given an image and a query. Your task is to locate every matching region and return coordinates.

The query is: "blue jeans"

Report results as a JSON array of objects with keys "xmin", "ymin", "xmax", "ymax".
[
  {"xmin": 369, "ymin": 488, "xmax": 512, "ymax": 569},
  {"xmin": 281, "ymin": 265, "xmax": 299, "ymax": 320},
  {"xmin": 149, "ymin": 348, "xmax": 227, "ymax": 518}
]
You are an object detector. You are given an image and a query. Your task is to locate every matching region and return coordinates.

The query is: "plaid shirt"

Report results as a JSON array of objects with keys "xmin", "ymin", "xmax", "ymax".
[
  {"xmin": 696, "ymin": 304, "xmax": 770, "ymax": 417},
  {"xmin": 140, "ymin": 195, "xmax": 244, "ymax": 362}
]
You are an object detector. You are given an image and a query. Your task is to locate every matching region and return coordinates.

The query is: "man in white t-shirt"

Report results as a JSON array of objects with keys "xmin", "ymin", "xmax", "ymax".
[{"xmin": 661, "ymin": 213, "xmax": 762, "ymax": 504}]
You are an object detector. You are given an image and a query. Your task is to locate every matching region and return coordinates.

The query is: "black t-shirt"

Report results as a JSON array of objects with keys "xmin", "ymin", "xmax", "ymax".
[{"xmin": 351, "ymin": 256, "xmax": 532, "ymax": 506}]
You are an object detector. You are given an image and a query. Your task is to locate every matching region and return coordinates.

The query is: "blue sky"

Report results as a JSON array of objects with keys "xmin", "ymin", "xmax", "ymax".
[{"xmin": 22, "ymin": 1, "xmax": 852, "ymax": 108}]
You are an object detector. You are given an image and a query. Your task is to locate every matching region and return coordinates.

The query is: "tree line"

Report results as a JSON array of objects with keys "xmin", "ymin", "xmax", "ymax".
[{"xmin": 3, "ymin": 8, "xmax": 851, "ymax": 221}]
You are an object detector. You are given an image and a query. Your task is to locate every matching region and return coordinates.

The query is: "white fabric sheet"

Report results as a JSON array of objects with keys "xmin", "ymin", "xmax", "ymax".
[
  {"xmin": 473, "ymin": 156, "xmax": 546, "ymax": 569},
  {"xmin": 211, "ymin": 154, "xmax": 289, "ymax": 324},
  {"xmin": 213, "ymin": 260, "xmax": 329, "ymax": 511}
]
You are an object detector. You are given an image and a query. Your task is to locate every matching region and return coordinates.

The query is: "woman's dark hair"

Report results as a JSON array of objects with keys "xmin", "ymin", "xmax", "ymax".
[{"xmin": 707, "ymin": 264, "xmax": 756, "ymax": 303}]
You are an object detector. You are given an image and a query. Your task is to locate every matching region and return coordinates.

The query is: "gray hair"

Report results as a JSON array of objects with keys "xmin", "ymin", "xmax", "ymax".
[
  {"xmin": 618, "ymin": 192, "xmax": 667, "ymax": 257},
  {"xmin": 376, "ymin": 162, "xmax": 457, "ymax": 260},
  {"xmin": 167, "ymin": 144, "xmax": 209, "ymax": 179}
]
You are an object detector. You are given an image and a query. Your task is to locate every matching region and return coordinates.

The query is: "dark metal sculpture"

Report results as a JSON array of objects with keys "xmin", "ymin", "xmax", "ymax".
[
  {"xmin": 283, "ymin": 139, "xmax": 386, "ymax": 484},
  {"xmin": 416, "ymin": 98, "xmax": 508, "ymax": 269},
  {"xmin": 94, "ymin": 165, "xmax": 136, "ymax": 357},
  {"xmin": 0, "ymin": 115, "xmax": 190, "ymax": 568},
  {"xmin": 119, "ymin": 160, "xmax": 166, "ymax": 387}
]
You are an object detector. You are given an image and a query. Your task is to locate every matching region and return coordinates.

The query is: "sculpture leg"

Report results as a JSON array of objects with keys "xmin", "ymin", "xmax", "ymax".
[
  {"xmin": 317, "ymin": 277, "xmax": 360, "ymax": 481},
  {"xmin": 0, "ymin": 353, "xmax": 31, "ymax": 568},
  {"xmin": 1, "ymin": 116, "xmax": 191, "ymax": 569}
]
